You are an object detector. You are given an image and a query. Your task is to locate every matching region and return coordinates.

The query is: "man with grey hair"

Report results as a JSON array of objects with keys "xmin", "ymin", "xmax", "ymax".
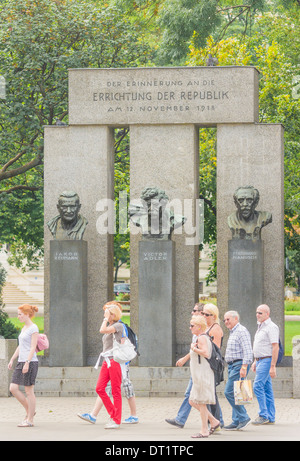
[
  {"xmin": 223, "ymin": 311, "xmax": 253, "ymax": 430},
  {"xmin": 251, "ymin": 304, "xmax": 279, "ymax": 425},
  {"xmin": 47, "ymin": 191, "xmax": 88, "ymax": 240}
]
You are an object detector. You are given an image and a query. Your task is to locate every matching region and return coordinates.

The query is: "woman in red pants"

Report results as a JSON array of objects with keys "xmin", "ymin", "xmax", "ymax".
[{"xmin": 96, "ymin": 302, "xmax": 124, "ymax": 429}]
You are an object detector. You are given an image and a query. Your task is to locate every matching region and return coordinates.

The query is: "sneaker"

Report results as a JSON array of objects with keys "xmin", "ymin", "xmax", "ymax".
[
  {"xmin": 165, "ymin": 418, "xmax": 184, "ymax": 428},
  {"xmin": 105, "ymin": 421, "xmax": 120, "ymax": 429},
  {"xmin": 224, "ymin": 423, "xmax": 238, "ymax": 430},
  {"xmin": 77, "ymin": 413, "xmax": 96, "ymax": 424},
  {"xmin": 236, "ymin": 418, "xmax": 251, "ymax": 430},
  {"xmin": 123, "ymin": 416, "xmax": 139, "ymax": 424},
  {"xmin": 252, "ymin": 416, "xmax": 269, "ymax": 425}
]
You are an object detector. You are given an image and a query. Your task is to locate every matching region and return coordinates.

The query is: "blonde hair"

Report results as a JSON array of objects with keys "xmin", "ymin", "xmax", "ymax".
[
  {"xmin": 204, "ymin": 303, "xmax": 220, "ymax": 324},
  {"xmin": 102, "ymin": 301, "xmax": 122, "ymax": 322},
  {"xmin": 103, "ymin": 301, "xmax": 123, "ymax": 312},
  {"xmin": 18, "ymin": 304, "xmax": 38, "ymax": 319},
  {"xmin": 191, "ymin": 314, "xmax": 207, "ymax": 330}
]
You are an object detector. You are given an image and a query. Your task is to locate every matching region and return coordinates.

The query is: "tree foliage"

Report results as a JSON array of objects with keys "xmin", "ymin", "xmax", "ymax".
[
  {"xmin": 0, "ymin": 0, "xmax": 299, "ymax": 287},
  {"xmin": 187, "ymin": 6, "xmax": 300, "ymax": 285},
  {"xmin": 0, "ymin": 0, "xmax": 151, "ymax": 269}
]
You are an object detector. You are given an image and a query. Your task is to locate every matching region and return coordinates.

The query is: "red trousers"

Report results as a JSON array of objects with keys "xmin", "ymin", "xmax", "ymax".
[{"xmin": 96, "ymin": 359, "xmax": 122, "ymax": 424}]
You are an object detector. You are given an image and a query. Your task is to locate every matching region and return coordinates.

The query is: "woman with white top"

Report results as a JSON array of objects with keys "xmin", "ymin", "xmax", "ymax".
[
  {"xmin": 8, "ymin": 304, "xmax": 39, "ymax": 427},
  {"xmin": 189, "ymin": 315, "xmax": 220, "ymax": 438}
]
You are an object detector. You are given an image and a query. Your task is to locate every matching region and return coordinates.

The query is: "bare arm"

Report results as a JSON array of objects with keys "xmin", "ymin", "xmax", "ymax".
[
  {"xmin": 8, "ymin": 346, "xmax": 20, "ymax": 369},
  {"xmin": 270, "ymin": 343, "xmax": 279, "ymax": 378},
  {"xmin": 191, "ymin": 336, "xmax": 210, "ymax": 358},
  {"xmin": 176, "ymin": 352, "xmax": 190, "ymax": 367},
  {"xmin": 208, "ymin": 324, "xmax": 223, "ymax": 349}
]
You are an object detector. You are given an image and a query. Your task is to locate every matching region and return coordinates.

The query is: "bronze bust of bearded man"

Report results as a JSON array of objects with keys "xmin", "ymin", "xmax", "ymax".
[{"xmin": 228, "ymin": 186, "xmax": 272, "ymax": 241}]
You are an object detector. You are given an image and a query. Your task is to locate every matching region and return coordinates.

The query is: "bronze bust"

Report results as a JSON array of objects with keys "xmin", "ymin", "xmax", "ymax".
[
  {"xmin": 129, "ymin": 186, "xmax": 186, "ymax": 240},
  {"xmin": 228, "ymin": 186, "xmax": 272, "ymax": 241},
  {"xmin": 47, "ymin": 191, "xmax": 88, "ymax": 240}
]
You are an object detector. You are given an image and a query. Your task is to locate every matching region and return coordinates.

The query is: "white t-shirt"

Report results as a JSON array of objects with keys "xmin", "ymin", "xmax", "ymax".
[{"xmin": 18, "ymin": 323, "xmax": 39, "ymax": 362}]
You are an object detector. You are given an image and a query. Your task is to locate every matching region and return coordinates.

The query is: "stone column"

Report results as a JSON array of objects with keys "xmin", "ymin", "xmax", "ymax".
[
  {"xmin": 129, "ymin": 125, "xmax": 199, "ymax": 360},
  {"xmin": 44, "ymin": 125, "xmax": 114, "ymax": 365},
  {"xmin": 217, "ymin": 124, "xmax": 284, "ymax": 345},
  {"xmin": 0, "ymin": 339, "xmax": 17, "ymax": 396},
  {"xmin": 49, "ymin": 240, "xmax": 87, "ymax": 366},
  {"xmin": 292, "ymin": 336, "xmax": 300, "ymax": 398}
]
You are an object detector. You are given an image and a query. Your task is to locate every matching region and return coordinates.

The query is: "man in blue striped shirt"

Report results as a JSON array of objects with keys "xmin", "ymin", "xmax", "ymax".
[{"xmin": 223, "ymin": 311, "xmax": 253, "ymax": 430}]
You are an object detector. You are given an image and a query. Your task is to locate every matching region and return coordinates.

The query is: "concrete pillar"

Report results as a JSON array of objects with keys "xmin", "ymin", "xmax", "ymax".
[
  {"xmin": 217, "ymin": 124, "xmax": 284, "ymax": 345},
  {"xmin": 293, "ymin": 336, "xmax": 300, "ymax": 398},
  {"xmin": 44, "ymin": 125, "xmax": 114, "ymax": 365},
  {"xmin": 0, "ymin": 339, "xmax": 17, "ymax": 396},
  {"xmin": 129, "ymin": 124, "xmax": 199, "ymax": 359}
]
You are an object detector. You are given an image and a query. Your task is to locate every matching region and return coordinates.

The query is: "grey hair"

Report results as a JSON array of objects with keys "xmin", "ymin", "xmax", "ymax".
[{"xmin": 225, "ymin": 310, "xmax": 240, "ymax": 321}]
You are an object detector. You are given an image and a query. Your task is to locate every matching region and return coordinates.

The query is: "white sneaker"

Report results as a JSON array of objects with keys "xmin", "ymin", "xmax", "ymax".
[{"xmin": 105, "ymin": 421, "xmax": 120, "ymax": 429}]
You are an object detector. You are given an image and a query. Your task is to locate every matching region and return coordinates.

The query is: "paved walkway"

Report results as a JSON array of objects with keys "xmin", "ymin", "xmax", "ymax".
[{"xmin": 1, "ymin": 395, "xmax": 299, "ymax": 442}]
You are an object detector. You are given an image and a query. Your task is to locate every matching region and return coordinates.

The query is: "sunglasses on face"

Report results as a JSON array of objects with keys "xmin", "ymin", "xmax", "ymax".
[
  {"xmin": 191, "ymin": 309, "xmax": 202, "ymax": 313},
  {"xmin": 201, "ymin": 312, "xmax": 213, "ymax": 317}
]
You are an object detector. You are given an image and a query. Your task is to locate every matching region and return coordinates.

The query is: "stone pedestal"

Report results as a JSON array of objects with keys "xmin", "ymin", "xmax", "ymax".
[
  {"xmin": 228, "ymin": 240, "xmax": 263, "ymax": 340},
  {"xmin": 293, "ymin": 336, "xmax": 300, "ymax": 398},
  {"xmin": 44, "ymin": 125, "xmax": 114, "ymax": 365},
  {"xmin": 138, "ymin": 240, "xmax": 175, "ymax": 366},
  {"xmin": 0, "ymin": 339, "xmax": 17, "ymax": 396},
  {"xmin": 49, "ymin": 240, "xmax": 87, "ymax": 367},
  {"xmin": 217, "ymin": 124, "xmax": 284, "ymax": 346}
]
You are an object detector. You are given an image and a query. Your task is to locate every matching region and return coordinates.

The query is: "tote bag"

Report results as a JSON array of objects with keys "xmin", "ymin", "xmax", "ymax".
[{"xmin": 234, "ymin": 379, "xmax": 254, "ymax": 405}]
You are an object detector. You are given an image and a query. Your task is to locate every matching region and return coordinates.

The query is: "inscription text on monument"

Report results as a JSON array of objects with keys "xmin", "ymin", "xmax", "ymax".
[{"xmin": 69, "ymin": 67, "xmax": 259, "ymax": 125}]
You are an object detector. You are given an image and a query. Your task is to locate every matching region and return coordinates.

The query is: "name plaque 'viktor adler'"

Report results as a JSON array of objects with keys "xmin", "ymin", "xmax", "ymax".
[{"xmin": 69, "ymin": 67, "xmax": 259, "ymax": 125}]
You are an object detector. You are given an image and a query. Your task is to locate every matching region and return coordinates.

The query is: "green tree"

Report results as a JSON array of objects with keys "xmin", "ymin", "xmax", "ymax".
[
  {"xmin": 187, "ymin": 8, "xmax": 300, "ymax": 285},
  {"xmin": 0, "ymin": 0, "xmax": 151, "ymax": 269},
  {"xmin": 155, "ymin": 0, "xmax": 268, "ymax": 64},
  {"xmin": 114, "ymin": 128, "xmax": 130, "ymax": 281}
]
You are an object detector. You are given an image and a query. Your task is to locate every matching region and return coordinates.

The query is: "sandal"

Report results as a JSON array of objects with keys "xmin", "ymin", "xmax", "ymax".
[
  {"xmin": 191, "ymin": 432, "xmax": 209, "ymax": 438},
  {"xmin": 209, "ymin": 423, "xmax": 220, "ymax": 435},
  {"xmin": 18, "ymin": 420, "xmax": 34, "ymax": 427}
]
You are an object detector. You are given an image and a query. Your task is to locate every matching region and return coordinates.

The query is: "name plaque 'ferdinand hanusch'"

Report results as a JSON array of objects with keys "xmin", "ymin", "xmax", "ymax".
[{"xmin": 69, "ymin": 67, "xmax": 259, "ymax": 125}]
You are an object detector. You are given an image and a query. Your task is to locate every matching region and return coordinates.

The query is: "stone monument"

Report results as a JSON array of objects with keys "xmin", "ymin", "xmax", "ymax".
[
  {"xmin": 228, "ymin": 186, "xmax": 272, "ymax": 340},
  {"xmin": 43, "ymin": 66, "xmax": 284, "ymax": 367},
  {"xmin": 129, "ymin": 187, "xmax": 185, "ymax": 366},
  {"xmin": 47, "ymin": 191, "xmax": 88, "ymax": 366}
]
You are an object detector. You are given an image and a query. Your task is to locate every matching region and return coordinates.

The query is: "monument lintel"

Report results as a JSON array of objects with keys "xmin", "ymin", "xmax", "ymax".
[{"xmin": 69, "ymin": 66, "xmax": 259, "ymax": 126}]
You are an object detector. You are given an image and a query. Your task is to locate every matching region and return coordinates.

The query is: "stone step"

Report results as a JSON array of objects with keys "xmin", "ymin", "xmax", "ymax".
[
  {"xmin": 2, "ymin": 281, "xmax": 44, "ymax": 316},
  {"xmin": 35, "ymin": 366, "xmax": 294, "ymax": 398}
]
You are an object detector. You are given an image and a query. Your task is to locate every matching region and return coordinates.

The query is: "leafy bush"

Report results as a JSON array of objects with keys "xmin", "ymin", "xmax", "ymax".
[{"xmin": 0, "ymin": 308, "xmax": 19, "ymax": 339}]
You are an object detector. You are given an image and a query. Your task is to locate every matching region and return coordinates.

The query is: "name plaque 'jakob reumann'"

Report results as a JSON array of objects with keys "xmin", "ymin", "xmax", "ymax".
[{"xmin": 69, "ymin": 66, "xmax": 259, "ymax": 125}]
